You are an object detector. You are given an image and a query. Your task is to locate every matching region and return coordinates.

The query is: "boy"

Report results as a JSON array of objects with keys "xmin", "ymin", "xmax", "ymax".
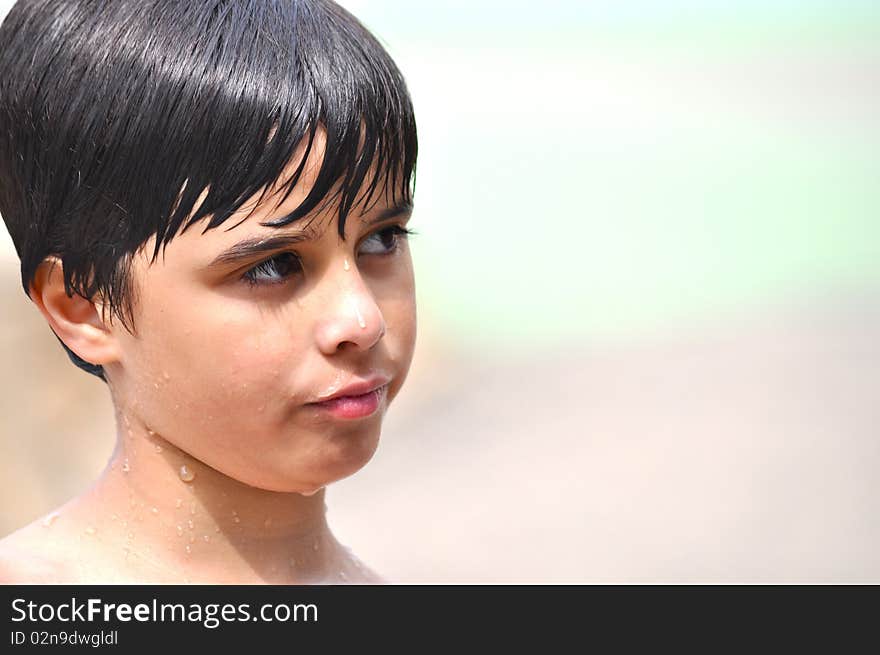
[{"xmin": 0, "ymin": 0, "xmax": 418, "ymax": 583}]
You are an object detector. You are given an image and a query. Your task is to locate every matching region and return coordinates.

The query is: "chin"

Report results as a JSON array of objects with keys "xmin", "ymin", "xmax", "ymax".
[
  {"xmin": 253, "ymin": 432, "xmax": 382, "ymax": 493},
  {"xmin": 318, "ymin": 435, "xmax": 382, "ymax": 484}
]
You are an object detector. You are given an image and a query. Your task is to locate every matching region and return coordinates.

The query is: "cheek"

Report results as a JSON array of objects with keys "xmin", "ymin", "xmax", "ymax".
[
  {"xmin": 380, "ymin": 283, "xmax": 418, "ymax": 403},
  {"xmin": 131, "ymin": 305, "xmax": 304, "ymax": 426}
]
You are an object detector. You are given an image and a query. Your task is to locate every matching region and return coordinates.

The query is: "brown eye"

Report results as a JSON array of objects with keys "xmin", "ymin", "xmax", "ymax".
[
  {"xmin": 242, "ymin": 252, "xmax": 302, "ymax": 287},
  {"xmin": 358, "ymin": 225, "xmax": 413, "ymax": 256}
]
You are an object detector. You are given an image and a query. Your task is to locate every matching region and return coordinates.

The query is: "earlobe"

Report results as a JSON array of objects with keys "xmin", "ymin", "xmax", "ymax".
[{"xmin": 28, "ymin": 257, "xmax": 122, "ymax": 367}]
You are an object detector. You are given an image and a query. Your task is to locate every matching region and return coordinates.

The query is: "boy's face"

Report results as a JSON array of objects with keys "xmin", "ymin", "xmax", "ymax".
[{"xmin": 103, "ymin": 133, "xmax": 417, "ymax": 494}]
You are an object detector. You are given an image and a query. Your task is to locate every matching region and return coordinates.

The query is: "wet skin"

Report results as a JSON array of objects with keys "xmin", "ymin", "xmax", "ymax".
[{"xmin": 0, "ymin": 130, "xmax": 417, "ymax": 583}]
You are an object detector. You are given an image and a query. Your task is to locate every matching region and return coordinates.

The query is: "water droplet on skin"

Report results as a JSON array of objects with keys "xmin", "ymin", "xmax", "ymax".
[
  {"xmin": 151, "ymin": 507, "xmax": 159, "ymax": 515},
  {"xmin": 154, "ymin": 444, "xmax": 163, "ymax": 453},
  {"xmin": 121, "ymin": 520, "xmax": 128, "ymax": 528},
  {"xmin": 163, "ymin": 371, "xmax": 170, "ymax": 380},
  {"xmin": 147, "ymin": 428, "xmax": 155, "ymax": 436},
  {"xmin": 214, "ymin": 526, "xmax": 221, "ymax": 533},
  {"xmin": 343, "ymin": 258, "xmax": 351, "ymax": 271},
  {"xmin": 339, "ymin": 570, "xmax": 347, "ymax": 581},
  {"xmin": 187, "ymin": 519, "xmax": 194, "ymax": 530},
  {"xmin": 179, "ymin": 465, "xmax": 195, "ymax": 483},
  {"xmin": 42, "ymin": 513, "xmax": 59, "ymax": 527},
  {"xmin": 232, "ymin": 516, "xmax": 240, "ymax": 524},
  {"xmin": 312, "ymin": 539, "xmax": 319, "ymax": 552},
  {"xmin": 354, "ymin": 302, "xmax": 366, "ymax": 329},
  {"xmin": 154, "ymin": 382, "xmax": 160, "ymax": 389},
  {"xmin": 110, "ymin": 514, "xmax": 117, "ymax": 521},
  {"xmin": 185, "ymin": 545, "xmax": 192, "ymax": 555},
  {"xmin": 175, "ymin": 499, "xmax": 182, "ymax": 509},
  {"xmin": 203, "ymin": 534, "xmax": 210, "ymax": 542},
  {"xmin": 176, "ymin": 525, "xmax": 184, "ymax": 536},
  {"xmin": 122, "ymin": 459, "xmax": 131, "ymax": 473},
  {"xmin": 127, "ymin": 532, "xmax": 134, "ymax": 541}
]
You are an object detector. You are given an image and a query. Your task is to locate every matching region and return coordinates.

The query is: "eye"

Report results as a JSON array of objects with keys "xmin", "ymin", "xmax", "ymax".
[
  {"xmin": 358, "ymin": 225, "xmax": 415, "ymax": 257},
  {"xmin": 241, "ymin": 251, "xmax": 302, "ymax": 287}
]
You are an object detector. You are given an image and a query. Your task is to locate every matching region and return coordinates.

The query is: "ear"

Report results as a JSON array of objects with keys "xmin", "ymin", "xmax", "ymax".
[{"xmin": 28, "ymin": 257, "xmax": 122, "ymax": 367}]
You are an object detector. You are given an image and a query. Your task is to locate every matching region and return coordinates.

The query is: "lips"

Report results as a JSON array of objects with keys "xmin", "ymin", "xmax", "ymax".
[
  {"xmin": 306, "ymin": 376, "xmax": 391, "ymax": 420},
  {"xmin": 309, "ymin": 374, "xmax": 392, "ymax": 404}
]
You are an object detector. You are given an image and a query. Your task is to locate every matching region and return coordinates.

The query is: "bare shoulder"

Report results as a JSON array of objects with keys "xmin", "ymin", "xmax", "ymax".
[{"xmin": 0, "ymin": 517, "xmax": 74, "ymax": 584}]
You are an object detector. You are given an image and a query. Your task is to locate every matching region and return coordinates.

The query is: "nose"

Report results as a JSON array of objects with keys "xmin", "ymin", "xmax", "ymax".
[{"xmin": 314, "ymin": 265, "xmax": 387, "ymax": 355}]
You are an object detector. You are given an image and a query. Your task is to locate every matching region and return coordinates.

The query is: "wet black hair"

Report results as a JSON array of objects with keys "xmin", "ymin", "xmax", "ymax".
[{"xmin": 0, "ymin": 0, "xmax": 417, "ymax": 382}]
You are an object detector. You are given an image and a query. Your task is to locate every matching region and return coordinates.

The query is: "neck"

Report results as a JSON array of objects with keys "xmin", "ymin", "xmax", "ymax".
[{"xmin": 71, "ymin": 416, "xmax": 344, "ymax": 583}]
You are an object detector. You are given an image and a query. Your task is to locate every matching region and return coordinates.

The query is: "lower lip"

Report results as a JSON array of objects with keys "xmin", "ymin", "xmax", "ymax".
[{"xmin": 308, "ymin": 385, "xmax": 387, "ymax": 419}]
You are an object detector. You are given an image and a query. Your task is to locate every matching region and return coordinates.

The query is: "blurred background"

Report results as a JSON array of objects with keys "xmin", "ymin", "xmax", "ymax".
[{"xmin": 1, "ymin": 0, "xmax": 878, "ymax": 582}]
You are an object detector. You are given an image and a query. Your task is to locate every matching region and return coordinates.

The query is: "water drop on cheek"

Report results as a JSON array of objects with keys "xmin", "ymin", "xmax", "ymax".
[{"xmin": 343, "ymin": 258, "xmax": 351, "ymax": 271}]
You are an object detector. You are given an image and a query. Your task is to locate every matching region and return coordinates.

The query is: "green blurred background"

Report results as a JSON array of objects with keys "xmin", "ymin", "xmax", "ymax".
[{"xmin": 348, "ymin": 0, "xmax": 880, "ymax": 346}]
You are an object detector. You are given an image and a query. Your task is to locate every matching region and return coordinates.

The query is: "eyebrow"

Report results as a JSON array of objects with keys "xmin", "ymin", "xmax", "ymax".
[{"xmin": 207, "ymin": 202, "xmax": 413, "ymax": 268}]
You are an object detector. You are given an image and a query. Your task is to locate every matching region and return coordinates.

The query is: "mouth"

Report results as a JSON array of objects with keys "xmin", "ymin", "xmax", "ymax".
[{"xmin": 306, "ymin": 383, "xmax": 389, "ymax": 419}]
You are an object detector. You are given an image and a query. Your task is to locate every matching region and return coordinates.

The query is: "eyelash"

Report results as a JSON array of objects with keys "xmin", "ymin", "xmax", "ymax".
[{"xmin": 240, "ymin": 225, "xmax": 416, "ymax": 288}]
